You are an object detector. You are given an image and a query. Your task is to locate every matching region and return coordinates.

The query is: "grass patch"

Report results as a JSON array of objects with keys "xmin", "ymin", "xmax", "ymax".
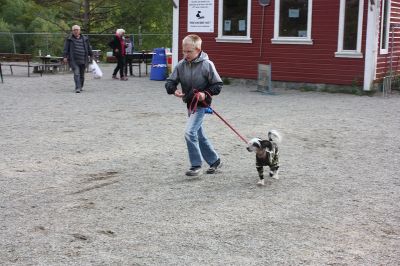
[
  {"xmin": 299, "ymin": 85, "xmax": 377, "ymax": 96},
  {"xmin": 222, "ymin": 77, "xmax": 231, "ymax": 85}
]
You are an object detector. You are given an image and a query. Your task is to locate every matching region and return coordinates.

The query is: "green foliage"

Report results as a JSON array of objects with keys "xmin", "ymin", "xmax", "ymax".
[
  {"xmin": 117, "ymin": 0, "xmax": 173, "ymax": 50},
  {"xmin": 1, "ymin": 0, "xmax": 37, "ymax": 30},
  {"xmin": 0, "ymin": 18, "xmax": 10, "ymax": 32},
  {"xmin": 0, "ymin": 0, "xmax": 173, "ymax": 55}
]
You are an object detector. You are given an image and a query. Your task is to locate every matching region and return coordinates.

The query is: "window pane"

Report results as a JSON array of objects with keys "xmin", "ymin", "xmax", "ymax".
[
  {"xmin": 279, "ymin": 0, "xmax": 308, "ymax": 37},
  {"xmin": 381, "ymin": 0, "xmax": 389, "ymax": 50},
  {"xmin": 223, "ymin": 0, "xmax": 247, "ymax": 36},
  {"xmin": 343, "ymin": 0, "xmax": 359, "ymax": 50}
]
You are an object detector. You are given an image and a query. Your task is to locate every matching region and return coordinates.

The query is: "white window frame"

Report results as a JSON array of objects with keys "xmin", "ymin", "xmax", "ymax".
[
  {"xmin": 271, "ymin": 0, "xmax": 313, "ymax": 45},
  {"xmin": 216, "ymin": 0, "xmax": 252, "ymax": 43},
  {"xmin": 380, "ymin": 0, "xmax": 391, "ymax": 54},
  {"xmin": 335, "ymin": 0, "xmax": 364, "ymax": 58}
]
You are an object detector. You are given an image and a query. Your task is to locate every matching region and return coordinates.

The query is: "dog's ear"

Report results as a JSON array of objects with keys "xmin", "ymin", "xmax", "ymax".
[{"xmin": 260, "ymin": 140, "xmax": 273, "ymax": 150}]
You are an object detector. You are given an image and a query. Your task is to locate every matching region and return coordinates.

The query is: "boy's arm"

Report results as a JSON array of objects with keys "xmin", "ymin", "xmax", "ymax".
[{"xmin": 165, "ymin": 66, "xmax": 180, "ymax": 94}]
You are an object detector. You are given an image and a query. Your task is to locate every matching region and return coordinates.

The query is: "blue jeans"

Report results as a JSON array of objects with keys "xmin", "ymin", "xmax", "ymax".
[
  {"xmin": 70, "ymin": 62, "xmax": 86, "ymax": 91},
  {"xmin": 185, "ymin": 107, "xmax": 219, "ymax": 168}
]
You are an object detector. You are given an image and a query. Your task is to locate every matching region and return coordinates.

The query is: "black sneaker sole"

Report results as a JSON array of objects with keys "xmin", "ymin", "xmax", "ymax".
[
  {"xmin": 206, "ymin": 162, "xmax": 222, "ymax": 174},
  {"xmin": 185, "ymin": 171, "xmax": 202, "ymax": 176},
  {"xmin": 185, "ymin": 167, "xmax": 202, "ymax": 176}
]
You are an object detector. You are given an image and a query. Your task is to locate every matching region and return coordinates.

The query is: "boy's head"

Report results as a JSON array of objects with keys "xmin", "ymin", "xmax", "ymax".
[{"xmin": 182, "ymin": 34, "xmax": 202, "ymax": 62}]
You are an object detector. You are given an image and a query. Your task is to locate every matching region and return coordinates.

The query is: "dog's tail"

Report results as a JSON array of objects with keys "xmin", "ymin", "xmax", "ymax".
[{"xmin": 268, "ymin": 130, "xmax": 282, "ymax": 143}]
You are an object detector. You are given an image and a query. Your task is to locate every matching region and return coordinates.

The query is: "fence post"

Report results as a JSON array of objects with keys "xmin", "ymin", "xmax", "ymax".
[{"xmin": 11, "ymin": 33, "xmax": 16, "ymax": 53}]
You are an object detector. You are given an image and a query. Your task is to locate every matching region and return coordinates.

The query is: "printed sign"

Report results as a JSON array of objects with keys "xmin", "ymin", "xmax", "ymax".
[
  {"xmin": 289, "ymin": 8, "xmax": 300, "ymax": 18},
  {"xmin": 224, "ymin": 20, "xmax": 231, "ymax": 31},
  {"xmin": 239, "ymin": 20, "xmax": 246, "ymax": 31},
  {"xmin": 188, "ymin": 0, "xmax": 214, "ymax": 32}
]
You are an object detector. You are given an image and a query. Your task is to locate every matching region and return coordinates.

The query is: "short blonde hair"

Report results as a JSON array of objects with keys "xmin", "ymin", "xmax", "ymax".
[
  {"xmin": 116, "ymin": 29, "xmax": 125, "ymax": 36},
  {"xmin": 182, "ymin": 34, "xmax": 202, "ymax": 50}
]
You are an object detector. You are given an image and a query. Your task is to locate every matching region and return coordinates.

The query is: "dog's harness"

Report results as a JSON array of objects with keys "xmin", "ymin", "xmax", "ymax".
[{"xmin": 189, "ymin": 90, "xmax": 248, "ymax": 144}]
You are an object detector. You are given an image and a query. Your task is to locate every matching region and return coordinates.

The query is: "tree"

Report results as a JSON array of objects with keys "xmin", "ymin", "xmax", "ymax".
[{"xmin": 33, "ymin": 0, "xmax": 119, "ymax": 32}]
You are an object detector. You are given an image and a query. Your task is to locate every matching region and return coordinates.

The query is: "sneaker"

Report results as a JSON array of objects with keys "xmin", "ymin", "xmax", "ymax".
[
  {"xmin": 121, "ymin": 76, "xmax": 128, "ymax": 81},
  {"xmin": 185, "ymin": 166, "xmax": 202, "ymax": 176},
  {"xmin": 75, "ymin": 90, "xmax": 80, "ymax": 93},
  {"xmin": 257, "ymin": 179, "xmax": 265, "ymax": 186},
  {"xmin": 206, "ymin": 158, "xmax": 222, "ymax": 174},
  {"xmin": 112, "ymin": 75, "xmax": 119, "ymax": 80}
]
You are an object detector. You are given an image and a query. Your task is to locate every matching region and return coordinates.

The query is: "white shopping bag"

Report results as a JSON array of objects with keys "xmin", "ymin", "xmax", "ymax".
[{"xmin": 90, "ymin": 60, "xmax": 103, "ymax": 79}]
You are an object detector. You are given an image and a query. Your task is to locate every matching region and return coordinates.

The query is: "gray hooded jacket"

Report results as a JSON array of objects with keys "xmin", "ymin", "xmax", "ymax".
[{"xmin": 165, "ymin": 51, "xmax": 223, "ymax": 108}]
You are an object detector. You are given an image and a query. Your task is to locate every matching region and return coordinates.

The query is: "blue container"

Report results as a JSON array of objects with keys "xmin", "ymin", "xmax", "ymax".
[{"xmin": 150, "ymin": 48, "xmax": 167, "ymax": 81}]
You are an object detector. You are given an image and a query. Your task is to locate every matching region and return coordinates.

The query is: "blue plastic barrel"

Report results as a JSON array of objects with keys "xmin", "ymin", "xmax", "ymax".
[{"xmin": 150, "ymin": 48, "xmax": 167, "ymax": 81}]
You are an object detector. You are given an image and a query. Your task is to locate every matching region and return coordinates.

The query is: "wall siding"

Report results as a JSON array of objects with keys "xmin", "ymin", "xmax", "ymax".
[
  {"xmin": 178, "ymin": 0, "xmax": 368, "ymax": 86},
  {"xmin": 376, "ymin": 0, "xmax": 400, "ymax": 80}
]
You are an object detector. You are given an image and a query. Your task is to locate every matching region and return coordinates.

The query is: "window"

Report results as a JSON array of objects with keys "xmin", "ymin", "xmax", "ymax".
[
  {"xmin": 272, "ymin": 0, "xmax": 313, "ymax": 45},
  {"xmin": 335, "ymin": 0, "xmax": 364, "ymax": 58},
  {"xmin": 380, "ymin": 0, "xmax": 391, "ymax": 54},
  {"xmin": 216, "ymin": 0, "xmax": 252, "ymax": 43}
]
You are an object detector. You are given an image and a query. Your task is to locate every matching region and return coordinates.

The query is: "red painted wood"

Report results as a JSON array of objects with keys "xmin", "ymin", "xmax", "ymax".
[{"xmin": 176, "ymin": 0, "xmax": 397, "ymax": 86}]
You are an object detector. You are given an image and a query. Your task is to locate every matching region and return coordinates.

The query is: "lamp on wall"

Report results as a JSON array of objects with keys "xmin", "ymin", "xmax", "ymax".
[{"xmin": 258, "ymin": 0, "xmax": 271, "ymax": 6}]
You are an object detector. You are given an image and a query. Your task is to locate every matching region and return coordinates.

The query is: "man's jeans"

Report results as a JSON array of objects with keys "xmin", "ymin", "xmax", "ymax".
[
  {"xmin": 71, "ymin": 63, "xmax": 86, "ymax": 91},
  {"xmin": 185, "ymin": 107, "xmax": 219, "ymax": 167}
]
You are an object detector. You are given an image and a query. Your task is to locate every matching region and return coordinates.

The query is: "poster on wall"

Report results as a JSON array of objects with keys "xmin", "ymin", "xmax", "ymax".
[
  {"xmin": 224, "ymin": 20, "xmax": 231, "ymax": 31},
  {"xmin": 188, "ymin": 0, "xmax": 214, "ymax": 32},
  {"xmin": 239, "ymin": 20, "xmax": 246, "ymax": 31}
]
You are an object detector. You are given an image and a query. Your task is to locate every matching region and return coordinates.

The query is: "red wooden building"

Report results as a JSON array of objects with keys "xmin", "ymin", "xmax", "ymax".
[{"xmin": 171, "ymin": 0, "xmax": 400, "ymax": 91}]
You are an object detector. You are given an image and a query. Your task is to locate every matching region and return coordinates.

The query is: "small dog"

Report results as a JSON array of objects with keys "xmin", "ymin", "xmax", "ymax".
[{"xmin": 247, "ymin": 130, "xmax": 281, "ymax": 186}]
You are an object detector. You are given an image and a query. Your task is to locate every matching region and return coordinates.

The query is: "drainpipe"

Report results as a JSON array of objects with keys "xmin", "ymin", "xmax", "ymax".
[
  {"xmin": 363, "ymin": 0, "xmax": 379, "ymax": 91},
  {"xmin": 172, "ymin": 1, "xmax": 179, "ymax": 70}
]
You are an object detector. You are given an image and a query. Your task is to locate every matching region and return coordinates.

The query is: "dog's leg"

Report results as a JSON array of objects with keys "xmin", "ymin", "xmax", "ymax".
[
  {"xmin": 269, "ymin": 165, "xmax": 279, "ymax": 180},
  {"xmin": 256, "ymin": 166, "xmax": 265, "ymax": 186},
  {"xmin": 269, "ymin": 146, "xmax": 280, "ymax": 180}
]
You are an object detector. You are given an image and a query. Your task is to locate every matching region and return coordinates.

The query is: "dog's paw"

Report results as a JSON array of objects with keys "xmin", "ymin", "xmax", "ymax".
[
  {"xmin": 270, "ymin": 170, "xmax": 279, "ymax": 180},
  {"xmin": 256, "ymin": 179, "xmax": 265, "ymax": 186}
]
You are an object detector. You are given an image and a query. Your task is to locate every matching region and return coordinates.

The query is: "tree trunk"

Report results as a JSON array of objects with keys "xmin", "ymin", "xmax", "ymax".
[{"xmin": 83, "ymin": 0, "xmax": 90, "ymax": 32}]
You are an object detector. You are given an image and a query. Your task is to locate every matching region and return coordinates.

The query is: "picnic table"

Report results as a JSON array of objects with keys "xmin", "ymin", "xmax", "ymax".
[{"xmin": 35, "ymin": 55, "xmax": 66, "ymax": 73}]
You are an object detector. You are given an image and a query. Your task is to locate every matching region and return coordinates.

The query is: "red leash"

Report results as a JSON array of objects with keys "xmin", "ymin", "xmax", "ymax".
[
  {"xmin": 208, "ymin": 107, "xmax": 248, "ymax": 144},
  {"xmin": 190, "ymin": 90, "xmax": 248, "ymax": 144}
]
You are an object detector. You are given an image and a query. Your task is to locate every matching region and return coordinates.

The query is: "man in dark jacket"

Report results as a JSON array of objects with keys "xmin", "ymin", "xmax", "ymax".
[
  {"xmin": 63, "ymin": 25, "xmax": 93, "ymax": 93},
  {"xmin": 165, "ymin": 34, "xmax": 223, "ymax": 176}
]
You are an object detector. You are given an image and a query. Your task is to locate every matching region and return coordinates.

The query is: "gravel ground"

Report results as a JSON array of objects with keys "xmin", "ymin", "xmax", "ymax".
[{"xmin": 1, "ymin": 64, "xmax": 399, "ymax": 265}]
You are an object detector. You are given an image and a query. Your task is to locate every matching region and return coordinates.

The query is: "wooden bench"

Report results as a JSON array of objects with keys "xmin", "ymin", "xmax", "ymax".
[
  {"xmin": 0, "ymin": 53, "xmax": 66, "ymax": 82},
  {"xmin": 0, "ymin": 53, "xmax": 40, "ymax": 78}
]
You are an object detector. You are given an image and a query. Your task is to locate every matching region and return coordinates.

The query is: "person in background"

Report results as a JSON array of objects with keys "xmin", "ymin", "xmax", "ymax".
[
  {"xmin": 109, "ymin": 28, "xmax": 128, "ymax": 81},
  {"xmin": 63, "ymin": 24, "xmax": 93, "ymax": 93},
  {"xmin": 124, "ymin": 36, "xmax": 134, "ymax": 76},
  {"xmin": 165, "ymin": 34, "xmax": 223, "ymax": 176}
]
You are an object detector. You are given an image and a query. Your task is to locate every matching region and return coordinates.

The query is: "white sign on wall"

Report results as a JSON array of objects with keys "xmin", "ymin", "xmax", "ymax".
[{"xmin": 188, "ymin": 0, "xmax": 214, "ymax": 32}]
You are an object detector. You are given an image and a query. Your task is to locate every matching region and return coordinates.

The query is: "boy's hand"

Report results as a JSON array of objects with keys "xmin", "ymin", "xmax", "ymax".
[
  {"xmin": 198, "ymin": 92, "xmax": 205, "ymax": 101},
  {"xmin": 174, "ymin": 89, "xmax": 184, "ymax": 98}
]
